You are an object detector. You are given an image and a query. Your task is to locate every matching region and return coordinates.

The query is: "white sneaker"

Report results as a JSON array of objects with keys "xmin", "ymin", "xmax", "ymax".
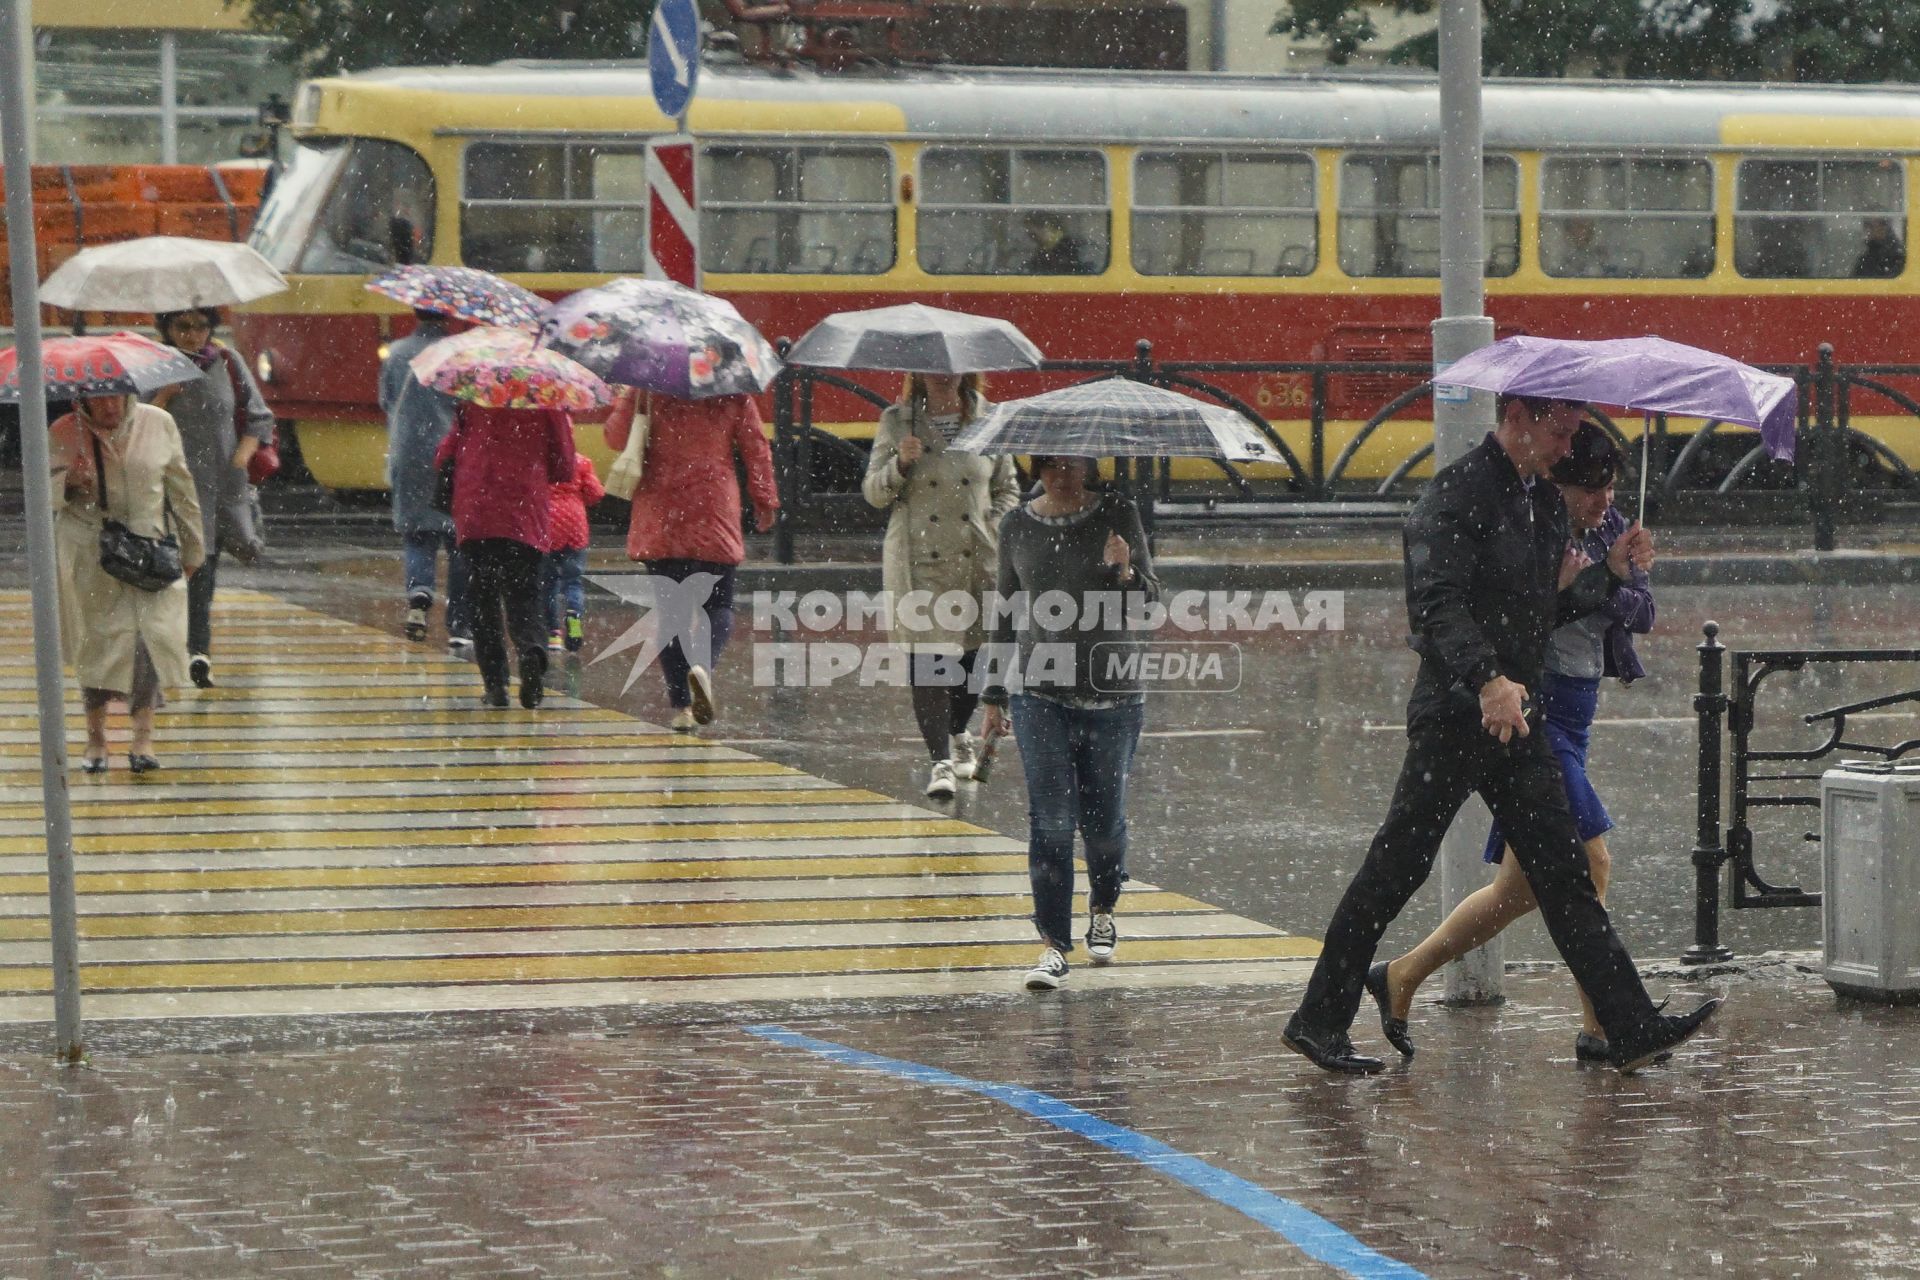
[
  {"xmin": 949, "ymin": 731, "xmax": 978, "ymax": 780},
  {"xmin": 1086, "ymin": 913, "xmax": 1118, "ymax": 964},
  {"xmin": 1024, "ymin": 947, "xmax": 1069, "ymax": 991},
  {"xmin": 670, "ymin": 709, "xmax": 698, "ymax": 733},
  {"xmin": 447, "ymin": 636, "xmax": 475, "ymax": 660},
  {"xmin": 687, "ymin": 665, "xmax": 716, "ymax": 725},
  {"xmin": 924, "ymin": 759, "xmax": 957, "ymax": 800}
]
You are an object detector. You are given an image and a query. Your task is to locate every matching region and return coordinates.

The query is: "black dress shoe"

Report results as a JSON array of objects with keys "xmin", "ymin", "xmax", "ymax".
[
  {"xmin": 1574, "ymin": 1032, "xmax": 1610, "ymax": 1063},
  {"xmin": 1364, "ymin": 962, "xmax": 1415, "ymax": 1058},
  {"xmin": 483, "ymin": 685, "xmax": 510, "ymax": 709},
  {"xmin": 127, "ymin": 753, "xmax": 161, "ymax": 775},
  {"xmin": 1609, "ymin": 997, "xmax": 1722, "ymax": 1073},
  {"xmin": 1283, "ymin": 1015, "xmax": 1385, "ymax": 1075}
]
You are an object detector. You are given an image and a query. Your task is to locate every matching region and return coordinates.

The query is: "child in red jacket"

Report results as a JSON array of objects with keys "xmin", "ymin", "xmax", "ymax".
[{"xmin": 546, "ymin": 454, "xmax": 605, "ymax": 653}]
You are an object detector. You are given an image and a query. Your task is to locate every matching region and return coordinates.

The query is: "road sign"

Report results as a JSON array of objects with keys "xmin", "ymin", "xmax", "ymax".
[
  {"xmin": 646, "ymin": 135, "xmax": 700, "ymax": 289},
  {"xmin": 649, "ymin": 0, "xmax": 700, "ymax": 121}
]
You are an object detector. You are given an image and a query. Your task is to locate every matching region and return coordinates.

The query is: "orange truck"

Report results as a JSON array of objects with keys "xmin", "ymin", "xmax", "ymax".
[{"xmin": 0, "ymin": 162, "xmax": 268, "ymax": 331}]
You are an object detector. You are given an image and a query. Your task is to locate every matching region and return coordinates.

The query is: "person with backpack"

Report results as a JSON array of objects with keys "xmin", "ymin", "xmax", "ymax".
[{"xmin": 146, "ymin": 307, "xmax": 271, "ymax": 688}]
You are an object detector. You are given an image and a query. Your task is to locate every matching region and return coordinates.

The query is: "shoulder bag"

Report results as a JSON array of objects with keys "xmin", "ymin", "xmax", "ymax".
[
  {"xmin": 92, "ymin": 433, "xmax": 183, "ymax": 592},
  {"xmin": 603, "ymin": 389, "xmax": 650, "ymax": 501}
]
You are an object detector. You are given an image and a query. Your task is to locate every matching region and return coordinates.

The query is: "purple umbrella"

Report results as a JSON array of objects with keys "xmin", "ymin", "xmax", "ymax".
[
  {"xmin": 537, "ymin": 278, "xmax": 779, "ymax": 400},
  {"xmin": 1435, "ymin": 334, "xmax": 1797, "ymax": 462}
]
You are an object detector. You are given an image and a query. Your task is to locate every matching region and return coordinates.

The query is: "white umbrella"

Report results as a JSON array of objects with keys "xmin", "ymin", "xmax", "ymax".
[
  {"xmin": 40, "ymin": 236, "xmax": 288, "ymax": 312},
  {"xmin": 949, "ymin": 379, "xmax": 1279, "ymax": 463}
]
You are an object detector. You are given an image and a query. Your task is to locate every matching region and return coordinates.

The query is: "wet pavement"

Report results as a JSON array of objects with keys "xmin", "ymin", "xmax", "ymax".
[
  {"xmin": 2, "ymin": 970, "xmax": 1919, "ymax": 1278},
  {"xmin": 0, "ymin": 527, "xmax": 1916, "ymax": 1276}
]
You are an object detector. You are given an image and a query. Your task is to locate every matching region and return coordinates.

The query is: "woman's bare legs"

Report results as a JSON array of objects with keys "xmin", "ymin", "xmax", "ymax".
[
  {"xmin": 1383, "ymin": 834, "xmax": 1613, "ymax": 1038},
  {"xmin": 129, "ymin": 704, "xmax": 156, "ymax": 758},
  {"xmin": 83, "ymin": 702, "xmax": 109, "ymax": 760}
]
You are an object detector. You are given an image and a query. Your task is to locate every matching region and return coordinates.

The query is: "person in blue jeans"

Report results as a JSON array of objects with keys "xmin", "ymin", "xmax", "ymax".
[
  {"xmin": 1368, "ymin": 421, "xmax": 1655, "ymax": 1063},
  {"xmin": 380, "ymin": 309, "xmax": 472, "ymax": 655},
  {"xmin": 981, "ymin": 455, "xmax": 1158, "ymax": 991}
]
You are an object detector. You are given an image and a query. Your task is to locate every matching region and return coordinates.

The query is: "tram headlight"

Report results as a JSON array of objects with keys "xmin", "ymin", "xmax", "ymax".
[{"xmin": 255, "ymin": 349, "xmax": 276, "ymax": 384}]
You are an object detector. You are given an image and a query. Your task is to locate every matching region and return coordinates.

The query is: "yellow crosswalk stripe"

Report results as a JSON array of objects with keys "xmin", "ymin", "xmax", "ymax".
[
  {"xmin": 0, "ymin": 787, "xmax": 888, "ymax": 820},
  {"xmin": 0, "ymin": 891, "xmax": 1215, "ymax": 941}
]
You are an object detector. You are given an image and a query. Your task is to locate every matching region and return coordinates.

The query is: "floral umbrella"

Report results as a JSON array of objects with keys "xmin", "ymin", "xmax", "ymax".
[
  {"xmin": 0, "ymin": 332, "xmax": 204, "ymax": 402},
  {"xmin": 368, "ymin": 264, "xmax": 546, "ymax": 332},
  {"xmin": 408, "ymin": 326, "xmax": 610, "ymax": 411},
  {"xmin": 537, "ymin": 278, "xmax": 779, "ymax": 399}
]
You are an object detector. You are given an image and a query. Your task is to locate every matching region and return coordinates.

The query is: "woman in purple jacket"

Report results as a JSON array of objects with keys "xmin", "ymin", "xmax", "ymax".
[{"xmin": 1367, "ymin": 422, "xmax": 1655, "ymax": 1064}]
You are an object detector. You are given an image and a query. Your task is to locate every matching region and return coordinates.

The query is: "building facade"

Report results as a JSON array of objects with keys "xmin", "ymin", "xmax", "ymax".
[{"xmin": 33, "ymin": 0, "xmax": 293, "ymax": 165}]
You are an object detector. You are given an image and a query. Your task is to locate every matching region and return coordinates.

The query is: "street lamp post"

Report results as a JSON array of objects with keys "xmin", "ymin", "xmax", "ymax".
[{"xmin": 1431, "ymin": 0, "xmax": 1502, "ymax": 1005}]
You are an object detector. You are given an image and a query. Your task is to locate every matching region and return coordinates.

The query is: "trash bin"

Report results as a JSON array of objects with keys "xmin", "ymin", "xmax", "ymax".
[{"xmin": 1821, "ymin": 763, "xmax": 1920, "ymax": 1003}]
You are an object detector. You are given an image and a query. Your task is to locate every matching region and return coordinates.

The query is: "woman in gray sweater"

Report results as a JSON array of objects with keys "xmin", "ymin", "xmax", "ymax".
[
  {"xmin": 147, "ymin": 307, "xmax": 273, "ymax": 688},
  {"xmin": 981, "ymin": 455, "xmax": 1159, "ymax": 991}
]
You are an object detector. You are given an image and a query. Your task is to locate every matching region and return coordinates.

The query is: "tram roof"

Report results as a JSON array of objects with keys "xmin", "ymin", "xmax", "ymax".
[{"xmin": 318, "ymin": 62, "xmax": 1920, "ymax": 149}]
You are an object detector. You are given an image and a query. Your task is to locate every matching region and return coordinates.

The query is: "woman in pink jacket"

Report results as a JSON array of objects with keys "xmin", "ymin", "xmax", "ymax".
[
  {"xmin": 605, "ymin": 389, "xmax": 778, "ymax": 731},
  {"xmin": 436, "ymin": 403, "xmax": 576, "ymax": 708}
]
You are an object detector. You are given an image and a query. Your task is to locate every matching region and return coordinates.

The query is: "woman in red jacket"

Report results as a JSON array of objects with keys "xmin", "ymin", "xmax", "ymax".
[
  {"xmin": 605, "ymin": 390, "xmax": 778, "ymax": 732},
  {"xmin": 436, "ymin": 403, "xmax": 577, "ymax": 708}
]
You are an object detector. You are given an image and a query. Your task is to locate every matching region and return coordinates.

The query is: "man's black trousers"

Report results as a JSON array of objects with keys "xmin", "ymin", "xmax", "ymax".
[{"xmin": 1295, "ymin": 711, "xmax": 1658, "ymax": 1043}]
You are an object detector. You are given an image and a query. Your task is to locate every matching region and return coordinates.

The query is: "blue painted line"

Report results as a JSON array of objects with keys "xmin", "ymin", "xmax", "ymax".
[{"xmin": 744, "ymin": 1023, "xmax": 1427, "ymax": 1280}]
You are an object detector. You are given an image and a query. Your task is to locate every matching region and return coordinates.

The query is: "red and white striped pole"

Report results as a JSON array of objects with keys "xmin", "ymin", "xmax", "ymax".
[{"xmin": 645, "ymin": 135, "xmax": 700, "ymax": 290}]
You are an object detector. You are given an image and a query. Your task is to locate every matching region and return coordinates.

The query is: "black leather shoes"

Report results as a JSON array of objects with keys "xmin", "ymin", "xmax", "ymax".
[
  {"xmin": 1283, "ymin": 1015, "xmax": 1385, "ymax": 1075},
  {"xmin": 1364, "ymin": 962, "xmax": 1415, "ymax": 1058},
  {"xmin": 1609, "ymin": 997, "xmax": 1722, "ymax": 1073}
]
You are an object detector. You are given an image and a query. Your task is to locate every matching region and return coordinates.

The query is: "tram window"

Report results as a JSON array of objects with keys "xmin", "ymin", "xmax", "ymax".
[
  {"xmin": 1541, "ymin": 157, "xmax": 1714, "ymax": 279},
  {"xmin": 701, "ymin": 144, "xmax": 894, "ymax": 275},
  {"xmin": 291, "ymin": 139, "xmax": 434, "ymax": 274},
  {"xmin": 251, "ymin": 139, "xmax": 347, "ymax": 271},
  {"xmin": 461, "ymin": 141, "xmax": 649, "ymax": 274},
  {"xmin": 1338, "ymin": 153, "xmax": 1518, "ymax": 278},
  {"xmin": 1736, "ymin": 157, "xmax": 1905, "ymax": 279},
  {"xmin": 1132, "ymin": 151, "xmax": 1316, "ymax": 276},
  {"xmin": 919, "ymin": 147, "xmax": 1109, "ymax": 276}
]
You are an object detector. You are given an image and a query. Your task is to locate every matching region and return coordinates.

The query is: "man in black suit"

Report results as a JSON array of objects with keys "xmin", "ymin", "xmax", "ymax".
[{"xmin": 1283, "ymin": 394, "xmax": 1722, "ymax": 1075}]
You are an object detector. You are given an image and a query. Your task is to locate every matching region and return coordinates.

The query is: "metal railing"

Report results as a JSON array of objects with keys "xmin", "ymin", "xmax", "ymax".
[
  {"xmin": 765, "ymin": 340, "xmax": 1920, "ymax": 561},
  {"xmin": 1684, "ymin": 622, "xmax": 1920, "ymax": 963}
]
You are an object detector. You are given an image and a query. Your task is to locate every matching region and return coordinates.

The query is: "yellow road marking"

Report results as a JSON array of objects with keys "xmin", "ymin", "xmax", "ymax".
[
  {"xmin": 0, "ymin": 935, "xmax": 1321, "ymax": 993},
  {"xmin": 0, "ymin": 761, "xmax": 796, "ymax": 785},
  {"xmin": 0, "ymin": 734, "xmax": 701, "ymax": 756},
  {"xmin": 0, "ymin": 852, "xmax": 1028, "ymax": 895},
  {"xmin": 0, "ymin": 816, "xmax": 982, "ymax": 857},
  {"xmin": 2, "ymin": 708, "xmax": 636, "ymax": 730},
  {"xmin": 0, "ymin": 787, "xmax": 888, "ymax": 820},
  {"xmin": 0, "ymin": 892, "xmax": 1212, "ymax": 940}
]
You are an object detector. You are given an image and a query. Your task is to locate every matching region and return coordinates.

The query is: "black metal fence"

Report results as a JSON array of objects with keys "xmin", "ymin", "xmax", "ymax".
[
  {"xmin": 1684, "ymin": 622, "xmax": 1920, "ymax": 964},
  {"xmin": 767, "ymin": 341, "xmax": 1920, "ymax": 562}
]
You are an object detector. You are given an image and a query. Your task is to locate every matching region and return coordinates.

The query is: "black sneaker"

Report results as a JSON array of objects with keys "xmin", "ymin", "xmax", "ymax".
[
  {"xmin": 1609, "ymin": 997, "xmax": 1723, "ymax": 1074},
  {"xmin": 1024, "ymin": 947, "xmax": 1069, "ymax": 991},
  {"xmin": 188, "ymin": 654, "xmax": 213, "ymax": 688},
  {"xmin": 484, "ymin": 684, "xmax": 510, "ymax": 708},
  {"xmin": 520, "ymin": 667, "xmax": 544, "ymax": 709},
  {"xmin": 1086, "ymin": 913, "xmax": 1118, "ymax": 964}
]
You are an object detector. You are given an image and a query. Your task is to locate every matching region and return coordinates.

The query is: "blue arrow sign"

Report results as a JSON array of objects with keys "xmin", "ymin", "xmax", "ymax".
[{"xmin": 649, "ymin": 0, "xmax": 700, "ymax": 121}]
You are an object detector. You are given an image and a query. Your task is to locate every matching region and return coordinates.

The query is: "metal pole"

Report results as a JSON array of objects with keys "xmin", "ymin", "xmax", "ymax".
[
  {"xmin": 1431, "ymin": 0, "xmax": 1502, "ymax": 1004},
  {"xmin": 1209, "ymin": 0, "xmax": 1230, "ymax": 71},
  {"xmin": 159, "ymin": 32, "xmax": 179, "ymax": 166},
  {"xmin": 1, "ymin": 0, "xmax": 85, "ymax": 1062},
  {"xmin": 1682, "ymin": 622, "xmax": 1733, "ymax": 965},
  {"xmin": 1810, "ymin": 343, "xmax": 1839, "ymax": 553}
]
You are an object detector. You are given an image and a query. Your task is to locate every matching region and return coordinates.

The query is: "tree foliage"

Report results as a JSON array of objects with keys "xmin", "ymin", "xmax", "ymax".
[
  {"xmin": 237, "ymin": 0, "xmax": 657, "ymax": 76},
  {"xmin": 1272, "ymin": 0, "xmax": 1920, "ymax": 82}
]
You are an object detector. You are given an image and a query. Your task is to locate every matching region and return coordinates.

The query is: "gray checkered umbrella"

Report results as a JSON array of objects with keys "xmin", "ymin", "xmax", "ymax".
[
  {"xmin": 947, "ymin": 379, "xmax": 1278, "ymax": 462},
  {"xmin": 785, "ymin": 303, "xmax": 1043, "ymax": 373}
]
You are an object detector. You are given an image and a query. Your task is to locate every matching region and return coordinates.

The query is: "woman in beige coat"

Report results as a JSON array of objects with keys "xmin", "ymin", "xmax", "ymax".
[
  {"xmin": 862, "ymin": 373, "xmax": 1020, "ymax": 799},
  {"xmin": 50, "ymin": 395, "xmax": 206, "ymax": 774}
]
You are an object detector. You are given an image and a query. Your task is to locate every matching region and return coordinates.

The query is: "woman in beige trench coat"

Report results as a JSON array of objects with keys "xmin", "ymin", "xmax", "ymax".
[
  {"xmin": 863, "ymin": 373, "xmax": 1020, "ymax": 800},
  {"xmin": 50, "ymin": 395, "xmax": 206, "ymax": 774}
]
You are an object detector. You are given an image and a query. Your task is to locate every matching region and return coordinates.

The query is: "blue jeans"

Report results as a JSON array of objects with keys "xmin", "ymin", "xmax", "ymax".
[
  {"xmin": 1011, "ymin": 693, "xmax": 1145, "ymax": 951},
  {"xmin": 545, "ymin": 546, "xmax": 587, "ymax": 631},
  {"xmin": 403, "ymin": 529, "xmax": 471, "ymax": 638}
]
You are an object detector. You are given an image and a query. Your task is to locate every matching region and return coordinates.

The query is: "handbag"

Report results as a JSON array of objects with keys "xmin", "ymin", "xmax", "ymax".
[
  {"xmin": 218, "ymin": 343, "xmax": 281, "ymax": 484},
  {"xmin": 603, "ymin": 389, "xmax": 650, "ymax": 501},
  {"xmin": 92, "ymin": 434, "xmax": 183, "ymax": 592}
]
